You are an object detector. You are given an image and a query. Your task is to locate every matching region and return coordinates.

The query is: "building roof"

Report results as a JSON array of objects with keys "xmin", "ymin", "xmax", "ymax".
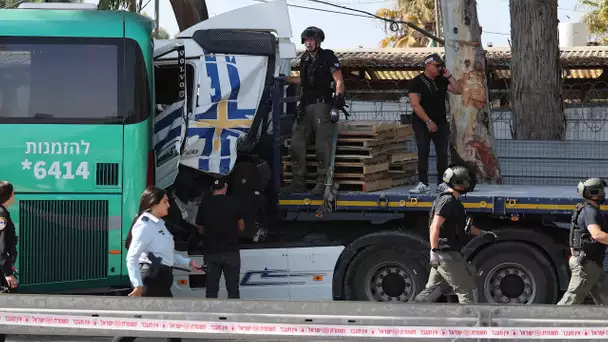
[{"xmin": 291, "ymin": 46, "xmax": 608, "ymax": 69}]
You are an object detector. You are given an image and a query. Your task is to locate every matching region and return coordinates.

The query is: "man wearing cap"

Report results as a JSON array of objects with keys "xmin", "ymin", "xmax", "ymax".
[
  {"xmin": 195, "ymin": 178, "xmax": 245, "ymax": 299},
  {"xmin": 408, "ymin": 53, "xmax": 462, "ymax": 194}
]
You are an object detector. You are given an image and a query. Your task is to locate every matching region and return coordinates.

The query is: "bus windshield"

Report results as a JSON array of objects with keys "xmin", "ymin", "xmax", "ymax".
[{"xmin": 0, "ymin": 37, "xmax": 122, "ymax": 123}]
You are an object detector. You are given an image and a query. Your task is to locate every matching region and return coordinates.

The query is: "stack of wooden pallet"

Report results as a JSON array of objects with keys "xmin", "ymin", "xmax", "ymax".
[{"xmin": 282, "ymin": 121, "xmax": 418, "ymax": 192}]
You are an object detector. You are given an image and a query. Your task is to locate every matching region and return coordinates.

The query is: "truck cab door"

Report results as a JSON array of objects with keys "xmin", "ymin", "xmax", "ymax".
[
  {"xmin": 176, "ymin": 0, "xmax": 296, "ymax": 176},
  {"xmin": 153, "ymin": 42, "xmax": 189, "ymax": 189}
]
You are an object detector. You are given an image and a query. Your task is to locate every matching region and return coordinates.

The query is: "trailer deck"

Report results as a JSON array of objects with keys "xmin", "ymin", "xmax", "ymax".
[{"xmin": 278, "ymin": 184, "xmax": 608, "ymax": 215}]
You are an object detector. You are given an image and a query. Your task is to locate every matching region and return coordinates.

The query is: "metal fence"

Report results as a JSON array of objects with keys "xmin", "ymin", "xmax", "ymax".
[{"xmin": 339, "ymin": 78, "xmax": 608, "ymax": 185}]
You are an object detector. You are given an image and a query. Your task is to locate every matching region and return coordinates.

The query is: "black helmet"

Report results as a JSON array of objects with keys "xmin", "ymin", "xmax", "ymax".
[
  {"xmin": 301, "ymin": 26, "xmax": 325, "ymax": 44},
  {"xmin": 577, "ymin": 177, "xmax": 606, "ymax": 200},
  {"xmin": 442, "ymin": 165, "xmax": 472, "ymax": 192}
]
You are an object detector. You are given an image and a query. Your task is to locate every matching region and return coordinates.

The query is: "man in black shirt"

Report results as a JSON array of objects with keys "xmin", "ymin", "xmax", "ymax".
[
  {"xmin": 558, "ymin": 177, "xmax": 608, "ymax": 305},
  {"xmin": 414, "ymin": 165, "xmax": 496, "ymax": 304},
  {"xmin": 408, "ymin": 53, "xmax": 462, "ymax": 194},
  {"xmin": 196, "ymin": 179, "xmax": 244, "ymax": 299}
]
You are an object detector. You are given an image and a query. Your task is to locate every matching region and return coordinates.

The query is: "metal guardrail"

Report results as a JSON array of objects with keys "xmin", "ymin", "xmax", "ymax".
[{"xmin": 0, "ymin": 295, "xmax": 608, "ymax": 340}]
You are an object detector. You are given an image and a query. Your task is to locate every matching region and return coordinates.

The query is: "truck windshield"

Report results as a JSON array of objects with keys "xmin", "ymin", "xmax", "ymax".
[{"xmin": 0, "ymin": 37, "xmax": 120, "ymax": 123}]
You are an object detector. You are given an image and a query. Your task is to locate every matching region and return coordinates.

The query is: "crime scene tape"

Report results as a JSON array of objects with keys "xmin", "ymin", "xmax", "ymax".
[{"xmin": 0, "ymin": 311, "xmax": 606, "ymax": 339}]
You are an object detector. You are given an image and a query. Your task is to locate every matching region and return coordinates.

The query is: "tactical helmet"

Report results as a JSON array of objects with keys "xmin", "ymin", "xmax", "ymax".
[
  {"xmin": 577, "ymin": 177, "xmax": 606, "ymax": 200},
  {"xmin": 442, "ymin": 165, "xmax": 472, "ymax": 192},
  {"xmin": 301, "ymin": 26, "xmax": 325, "ymax": 44}
]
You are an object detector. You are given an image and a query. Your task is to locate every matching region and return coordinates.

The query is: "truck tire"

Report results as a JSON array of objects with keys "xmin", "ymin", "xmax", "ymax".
[
  {"xmin": 346, "ymin": 247, "xmax": 428, "ymax": 303},
  {"xmin": 472, "ymin": 242, "xmax": 558, "ymax": 304}
]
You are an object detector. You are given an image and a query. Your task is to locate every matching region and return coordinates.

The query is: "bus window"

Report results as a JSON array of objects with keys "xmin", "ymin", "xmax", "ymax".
[
  {"xmin": 154, "ymin": 63, "xmax": 195, "ymax": 114},
  {"xmin": 0, "ymin": 37, "xmax": 149, "ymax": 125}
]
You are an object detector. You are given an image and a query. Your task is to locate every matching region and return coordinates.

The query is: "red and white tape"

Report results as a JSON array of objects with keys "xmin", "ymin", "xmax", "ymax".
[{"xmin": 0, "ymin": 312, "xmax": 605, "ymax": 339}]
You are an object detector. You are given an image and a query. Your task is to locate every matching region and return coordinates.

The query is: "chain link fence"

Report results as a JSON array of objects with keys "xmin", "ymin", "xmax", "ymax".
[{"xmin": 290, "ymin": 47, "xmax": 608, "ymax": 185}]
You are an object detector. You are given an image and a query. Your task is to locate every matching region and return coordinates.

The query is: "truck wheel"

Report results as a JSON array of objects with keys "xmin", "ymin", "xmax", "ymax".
[
  {"xmin": 347, "ymin": 247, "xmax": 428, "ymax": 303},
  {"xmin": 472, "ymin": 242, "xmax": 558, "ymax": 304}
]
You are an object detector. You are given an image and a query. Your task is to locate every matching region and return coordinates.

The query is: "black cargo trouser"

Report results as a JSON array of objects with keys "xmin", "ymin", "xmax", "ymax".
[
  {"xmin": 412, "ymin": 120, "xmax": 450, "ymax": 185},
  {"xmin": 289, "ymin": 102, "xmax": 333, "ymax": 185},
  {"xmin": 113, "ymin": 265, "xmax": 180, "ymax": 342},
  {"xmin": 205, "ymin": 251, "xmax": 241, "ymax": 299}
]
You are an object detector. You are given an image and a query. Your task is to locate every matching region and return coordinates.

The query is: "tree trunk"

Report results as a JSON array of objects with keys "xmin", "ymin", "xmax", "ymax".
[
  {"xmin": 509, "ymin": 0, "xmax": 564, "ymax": 140},
  {"xmin": 170, "ymin": 0, "xmax": 209, "ymax": 32},
  {"xmin": 441, "ymin": 0, "xmax": 502, "ymax": 184}
]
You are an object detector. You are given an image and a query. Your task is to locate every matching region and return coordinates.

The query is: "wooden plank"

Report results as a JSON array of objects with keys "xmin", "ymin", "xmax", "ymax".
[
  {"xmin": 338, "ymin": 121, "xmax": 409, "ymax": 137},
  {"xmin": 389, "ymin": 152, "xmax": 418, "ymax": 163},
  {"xmin": 283, "ymin": 171, "xmax": 389, "ymax": 182},
  {"xmin": 282, "ymin": 176, "xmax": 394, "ymax": 192},
  {"xmin": 283, "ymin": 161, "xmax": 389, "ymax": 175}
]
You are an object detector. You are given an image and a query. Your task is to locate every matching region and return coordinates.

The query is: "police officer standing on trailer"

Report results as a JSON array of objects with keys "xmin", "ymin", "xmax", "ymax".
[
  {"xmin": 558, "ymin": 178, "xmax": 608, "ymax": 305},
  {"xmin": 114, "ymin": 186, "xmax": 202, "ymax": 342},
  {"xmin": 0, "ymin": 181, "xmax": 17, "ymax": 342},
  {"xmin": 282, "ymin": 26, "xmax": 345, "ymax": 195},
  {"xmin": 414, "ymin": 166, "xmax": 497, "ymax": 304},
  {"xmin": 196, "ymin": 179, "xmax": 244, "ymax": 299}
]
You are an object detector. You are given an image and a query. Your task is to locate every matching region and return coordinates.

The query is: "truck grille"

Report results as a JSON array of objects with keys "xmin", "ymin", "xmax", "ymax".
[{"xmin": 18, "ymin": 200, "xmax": 108, "ymax": 285}]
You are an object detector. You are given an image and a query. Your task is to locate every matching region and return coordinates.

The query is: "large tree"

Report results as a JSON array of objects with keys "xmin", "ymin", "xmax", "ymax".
[
  {"xmin": 442, "ymin": 0, "xmax": 502, "ymax": 183},
  {"xmin": 509, "ymin": 0, "xmax": 565, "ymax": 140}
]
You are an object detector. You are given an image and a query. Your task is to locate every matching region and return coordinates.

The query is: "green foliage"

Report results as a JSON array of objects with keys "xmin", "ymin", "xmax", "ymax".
[{"xmin": 578, "ymin": 0, "xmax": 608, "ymax": 43}]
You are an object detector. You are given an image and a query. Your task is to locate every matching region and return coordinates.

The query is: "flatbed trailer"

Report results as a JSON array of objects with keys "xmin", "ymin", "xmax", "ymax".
[{"xmin": 279, "ymin": 184, "xmax": 608, "ymax": 216}]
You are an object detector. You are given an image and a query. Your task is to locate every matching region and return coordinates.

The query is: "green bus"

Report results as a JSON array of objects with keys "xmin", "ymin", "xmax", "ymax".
[{"xmin": 0, "ymin": 3, "xmax": 154, "ymax": 293}]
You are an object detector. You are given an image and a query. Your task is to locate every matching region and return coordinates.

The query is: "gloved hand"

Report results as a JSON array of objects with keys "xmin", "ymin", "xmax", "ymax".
[
  {"xmin": 480, "ymin": 230, "xmax": 497, "ymax": 242},
  {"xmin": 333, "ymin": 93, "xmax": 345, "ymax": 109},
  {"xmin": 430, "ymin": 250, "xmax": 440, "ymax": 269}
]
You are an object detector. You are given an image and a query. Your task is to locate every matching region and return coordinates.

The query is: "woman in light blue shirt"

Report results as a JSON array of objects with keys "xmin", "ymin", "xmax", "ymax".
[{"xmin": 113, "ymin": 186, "xmax": 201, "ymax": 342}]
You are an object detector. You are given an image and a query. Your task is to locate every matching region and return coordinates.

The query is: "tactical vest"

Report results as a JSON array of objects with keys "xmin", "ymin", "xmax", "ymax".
[
  {"xmin": 429, "ymin": 192, "xmax": 466, "ymax": 251},
  {"xmin": 569, "ymin": 203, "xmax": 606, "ymax": 265},
  {"xmin": 299, "ymin": 49, "xmax": 334, "ymax": 103}
]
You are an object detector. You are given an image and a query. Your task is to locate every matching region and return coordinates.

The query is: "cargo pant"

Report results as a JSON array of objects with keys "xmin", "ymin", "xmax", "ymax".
[
  {"xmin": 414, "ymin": 250, "xmax": 477, "ymax": 304},
  {"xmin": 289, "ymin": 102, "xmax": 333, "ymax": 187},
  {"xmin": 557, "ymin": 256, "xmax": 608, "ymax": 305}
]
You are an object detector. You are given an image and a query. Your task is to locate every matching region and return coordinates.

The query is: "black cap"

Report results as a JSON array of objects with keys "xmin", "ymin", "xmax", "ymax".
[
  {"xmin": 424, "ymin": 53, "xmax": 444, "ymax": 66},
  {"xmin": 210, "ymin": 178, "xmax": 228, "ymax": 190}
]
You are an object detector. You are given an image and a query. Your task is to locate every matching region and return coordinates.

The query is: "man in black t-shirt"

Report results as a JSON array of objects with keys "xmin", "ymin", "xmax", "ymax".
[
  {"xmin": 196, "ymin": 179, "xmax": 245, "ymax": 299},
  {"xmin": 558, "ymin": 177, "xmax": 608, "ymax": 305},
  {"xmin": 413, "ymin": 166, "xmax": 496, "ymax": 304},
  {"xmin": 408, "ymin": 53, "xmax": 462, "ymax": 194}
]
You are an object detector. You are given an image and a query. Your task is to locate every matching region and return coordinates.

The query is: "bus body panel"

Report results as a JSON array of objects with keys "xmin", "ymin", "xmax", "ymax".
[{"xmin": 0, "ymin": 9, "xmax": 154, "ymax": 292}]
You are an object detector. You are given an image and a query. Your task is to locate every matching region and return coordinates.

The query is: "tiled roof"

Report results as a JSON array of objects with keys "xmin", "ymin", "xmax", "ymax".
[{"xmin": 291, "ymin": 46, "xmax": 608, "ymax": 69}]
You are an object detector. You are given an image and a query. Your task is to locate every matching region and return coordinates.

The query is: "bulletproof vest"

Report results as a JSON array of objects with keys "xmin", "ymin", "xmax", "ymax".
[
  {"xmin": 569, "ymin": 203, "xmax": 606, "ymax": 265},
  {"xmin": 429, "ymin": 192, "xmax": 466, "ymax": 251},
  {"xmin": 299, "ymin": 49, "xmax": 333, "ymax": 103}
]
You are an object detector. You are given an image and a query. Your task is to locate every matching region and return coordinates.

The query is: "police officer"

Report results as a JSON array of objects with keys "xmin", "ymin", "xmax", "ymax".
[
  {"xmin": 282, "ymin": 26, "xmax": 345, "ymax": 195},
  {"xmin": 557, "ymin": 177, "xmax": 608, "ymax": 305},
  {"xmin": 0, "ymin": 181, "xmax": 17, "ymax": 342},
  {"xmin": 196, "ymin": 179, "xmax": 244, "ymax": 299},
  {"xmin": 114, "ymin": 186, "xmax": 202, "ymax": 342},
  {"xmin": 413, "ymin": 166, "xmax": 497, "ymax": 304}
]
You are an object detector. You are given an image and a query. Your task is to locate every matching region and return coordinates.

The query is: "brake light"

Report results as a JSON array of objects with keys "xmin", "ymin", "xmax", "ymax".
[{"xmin": 146, "ymin": 150, "xmax": 155, "ymax": 188}]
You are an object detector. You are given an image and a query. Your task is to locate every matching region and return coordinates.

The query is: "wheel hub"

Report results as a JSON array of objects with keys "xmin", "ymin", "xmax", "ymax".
[
  {"xmin": 484, "ymin": 262, "xmax": 536, "ymax": 304},
  {"xmin": 365, "ymin": 265, "xmax": 414, "ymax": 302}
]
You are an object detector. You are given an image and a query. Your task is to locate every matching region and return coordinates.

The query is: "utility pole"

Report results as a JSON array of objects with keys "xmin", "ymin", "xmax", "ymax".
[
  {"xmin": 440, "ymin": 0, "xmax": 502, "ymax": 184},
  {"xmin": 154, "ymin": 0, "xmax": 159, "ymax": 37}
]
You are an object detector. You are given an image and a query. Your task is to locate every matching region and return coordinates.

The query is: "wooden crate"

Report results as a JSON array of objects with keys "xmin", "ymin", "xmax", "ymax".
[{"xmin": 282, "ymin": 121, "xmax": 416, "ymax": 192}]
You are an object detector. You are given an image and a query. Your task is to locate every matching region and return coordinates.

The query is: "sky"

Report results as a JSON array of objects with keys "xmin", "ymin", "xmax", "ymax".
[{"xmin": 82, "ymin": 0, "xmax": 588, "ymax": 49}]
